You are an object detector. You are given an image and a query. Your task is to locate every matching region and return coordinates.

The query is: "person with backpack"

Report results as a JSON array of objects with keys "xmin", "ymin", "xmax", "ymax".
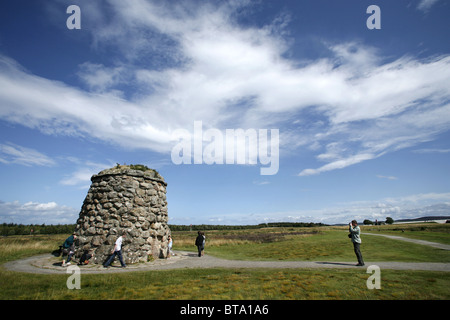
[
  {"xmin": 61, "ymin": 233, "xmax": 77, "ymax": 267},
  {"xmin": 195, "ymin": 231, "xmax": 205, "ymax": 257}
]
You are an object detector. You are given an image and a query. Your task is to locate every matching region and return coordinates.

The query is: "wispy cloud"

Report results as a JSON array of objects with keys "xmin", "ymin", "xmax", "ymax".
[
  {"xmin": 253, "ymin": 180, "xmax": 270, "ymax": 186},
  {"xmin": 59, "ymin": 161, "xmax": 116, "ymax": 187},
  {"xmin": 299, "ymin": 153, "xmax": 377, "ymax": 176},
  {"xmin": 376, "ymin": 175, "xmax": 398, "ymax": 180},
  {"xmin": 200, "ymin": 192, "xmax": 450, "ymax": 225},
  {"xmin": 1, "ymin": 0, "xmax": 450, "ymax": 177},
  {"xmin": 412, "ymin": 148, "xmax": 450, "ymax": 154},
  {"xmin": 0, "ymin": 142, "xmax": 55, "ymax": 167},
  {"xmin": 417, "ymin": 0, "xmax": 440, "ymax": 12},
  {"xmin": 76, "ymin": 62, "xmax": 127, "ymax": 95}
]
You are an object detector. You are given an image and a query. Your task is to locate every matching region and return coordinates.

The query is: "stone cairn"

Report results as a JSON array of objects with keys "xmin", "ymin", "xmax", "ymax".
[{"xmin": 74, "ymin": 165, "xmax": 170, "ymax": 264}]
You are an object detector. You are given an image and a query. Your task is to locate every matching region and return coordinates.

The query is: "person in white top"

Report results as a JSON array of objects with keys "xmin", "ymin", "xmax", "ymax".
[
  {"xmin": 103, "ymin": 231, "xmax": 127, "ymax": 268},
  {"xmin": 167, "ymin": 235, "xmax": 175, "ymax": 258}
]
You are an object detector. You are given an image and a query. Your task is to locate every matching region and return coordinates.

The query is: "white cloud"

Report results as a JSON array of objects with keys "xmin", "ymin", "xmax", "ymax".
[
  {"xmin": 59, "ymin": 160, "xmax": 116, "ymax": 187},
  {"xmin": 299, "ymin": 153, "xmax": 376, "ymax": 176},
  {"xmin": 201, "ymin": 192, "xmax": 450, "ymax": 225},
  {"xmin": 0, "ymin": 200, "xmax": 78, "ymax": 224},
  {"xmin": 0, "ymin": 142, "xmax": 55, "ymax": 167},
  {"xmin": 412, "ymin": 148, "xmax": 450, "ymax": 154},
  {"xmin": 0, "ymin": 55, "xmax": 173, "ymax": 152},
  {"xmin": 376, "ymin": 175, "xmax": 398, "ymax": 180},
  {"xmin": 383, "ymin": 192, "xmax": 450, "ymax": 205},
  {"xmin": 417, "ymin": 0, "xmax": 440, "ymax": 12},
  {"xmin": 253, "ymin": 180, "xmax": 270, "ymax": 186},
  {"xmin": 1, "ymin": 1, "xmax": 450, "ymax": 177},
  {"xmin": 76, "ymin": 62, "xmax": 126, "ymax": 95}
]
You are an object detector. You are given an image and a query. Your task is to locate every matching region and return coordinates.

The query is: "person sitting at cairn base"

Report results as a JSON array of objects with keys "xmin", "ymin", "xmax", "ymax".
[
  {"xmin": 103, "ymin": 232, "xmax": 127, "ymax": 268},
  {"xmin": 61, "ymin": 233, "xmax": 77, "ymax": 267},
  {"xmin": 78, "ymin": 249, "xmax": 94, "ymax": 265}
]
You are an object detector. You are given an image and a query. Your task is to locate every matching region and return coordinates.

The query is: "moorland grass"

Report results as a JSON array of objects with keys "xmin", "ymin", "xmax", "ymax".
[
  {"xmin": 0, "ymin": 224, "xmax": 449, "ymax": 300},
  {"xmin": 363, "ymin": 223, "xmax": 450, "ymax": 245},
  {"xmin": 173, "ymin": 225, "xmax": 450, "ymax": 262},
  {"xmin": 1, "ymin": 267, "xmax": 449, "ymax": 300},
  {"xmin": 0, "ymin": 234, "xmax": 66, "ymax": 263}
]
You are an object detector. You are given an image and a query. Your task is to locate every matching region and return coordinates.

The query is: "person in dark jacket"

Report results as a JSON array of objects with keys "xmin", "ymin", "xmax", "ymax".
[
  {"xmin": 195, "ymin": 231, "xmax": 205, "ymax": 257},
  {"xmin": 61, "ymin": 233, "xmax": 77, "ymax": 267}
]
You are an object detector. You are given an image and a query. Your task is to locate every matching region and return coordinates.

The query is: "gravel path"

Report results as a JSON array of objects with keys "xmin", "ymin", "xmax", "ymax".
[
  {"xmin": 3, "ymin": 233, "xmax": 449, "ymax": 274},
  {"xmin": 3, "ymin": 250, "xmax": 450, "ymax": 274},
  {"xmin": 363, "ymin": 233, "xmax": 450, "ymax": 250}
]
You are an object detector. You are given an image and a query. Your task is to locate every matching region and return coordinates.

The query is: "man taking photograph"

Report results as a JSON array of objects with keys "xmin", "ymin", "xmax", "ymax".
[{"xmin": 349, "ymin": 220, "xmax": 365, "ymax": 266}]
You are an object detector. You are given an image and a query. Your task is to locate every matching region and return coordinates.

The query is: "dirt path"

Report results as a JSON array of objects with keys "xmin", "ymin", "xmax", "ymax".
[
  {"xmin": 3, "ymin": 250, "xmax": 450, "ymax": 274},
  {"xmin": 3, "ymin": 233, "xmax": 449, "ymax": 274}
]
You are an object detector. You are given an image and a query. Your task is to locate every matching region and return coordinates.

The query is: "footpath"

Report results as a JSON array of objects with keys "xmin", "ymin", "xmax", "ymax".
[
  {"xmin": 3, "ymin": 234, "xmax": 450, "ymax": 274},
  {"xmin": 363, "ymin": 232, "xmax": 450, "ymax": 250}
]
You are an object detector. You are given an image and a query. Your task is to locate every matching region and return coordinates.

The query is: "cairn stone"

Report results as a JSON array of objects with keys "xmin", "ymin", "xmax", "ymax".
[{"xmin": 74, "ymin": 165, "xmax": 170, "ymax": 264}]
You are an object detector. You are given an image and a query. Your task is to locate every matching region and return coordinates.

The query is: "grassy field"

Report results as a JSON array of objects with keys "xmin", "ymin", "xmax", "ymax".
[
  {"xmin": 0, "ymin": 223, "xmax": 449, "ymax": 300},
  {"xmin": 173, "ymin": 224, "xmax": 450, "ymax": 262},
  {"xmin": 363, "ymin": 223, "xmax": 450, "ymax": 245}
]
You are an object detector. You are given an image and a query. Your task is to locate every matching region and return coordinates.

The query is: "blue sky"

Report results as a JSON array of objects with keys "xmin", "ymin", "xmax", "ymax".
[{"xmin": 0, "ymin": 0, "xmax": 449, "ymax": 225}]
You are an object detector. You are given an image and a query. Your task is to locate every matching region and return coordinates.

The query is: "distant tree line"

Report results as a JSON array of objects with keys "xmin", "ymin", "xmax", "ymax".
[
  {"xmin": 0, "ymin": 223, "xmax": 76, "ymax": 236},
  {"xmin": 169, "ymin": 222, "xmax": 327, "ymax": 231},
  {"xmin": 1, "ymin": 222, "xmax": 327, "ymax": 235},
  {"xmin": 363, "ymin": 217, "xmax": 394, "ymax": 225}
]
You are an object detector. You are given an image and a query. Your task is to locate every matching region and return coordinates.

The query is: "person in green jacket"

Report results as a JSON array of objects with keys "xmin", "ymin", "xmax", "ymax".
[
  {"xmin": 61, "ymin": 233, "xmax": 77, "ymax": 267},
  {"xmin": 349, "ymin": 220, "xmax": 365, "ymax": 266}
]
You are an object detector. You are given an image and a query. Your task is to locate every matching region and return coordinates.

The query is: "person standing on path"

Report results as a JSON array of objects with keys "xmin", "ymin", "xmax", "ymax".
[
  {"xmin": 195, "ymin": 231, "xmax": 205, "ymax": 257},
  {"xmin": 167, "ymin": 235, "xmax": 175, "ymax": 258},
  {"xmin": 349, "ymin": 220, "xmax": 365, "ymax": 266},
  {"xmin": 104, "ymin": 232, "xmax": 127, "ymax": 268}
]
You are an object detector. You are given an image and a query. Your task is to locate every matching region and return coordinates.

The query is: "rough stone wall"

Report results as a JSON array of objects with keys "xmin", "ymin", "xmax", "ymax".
[{"xmin": 74, "ymin": 166, "xmax": 170, "ymax": 264}]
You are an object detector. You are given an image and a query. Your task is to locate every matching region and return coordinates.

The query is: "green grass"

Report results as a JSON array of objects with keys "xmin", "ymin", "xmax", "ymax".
[
  {"xmin": 364, "ymin": 224, "xmax": 450, "ymax": 245},
  {"xmin": 174, "ymin": 226, "xmax": 450, "ymax": 262},
  {"xmin": 1, "ymin": 267, "xmax": 448, "ymax": 300},
  {"xmin": 0, "ymin": 234, "xmax": 66, "ymax": 263},
  {"xmin": 0, "ymin": 224, "xmax": 449, "ymax": 300}
]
